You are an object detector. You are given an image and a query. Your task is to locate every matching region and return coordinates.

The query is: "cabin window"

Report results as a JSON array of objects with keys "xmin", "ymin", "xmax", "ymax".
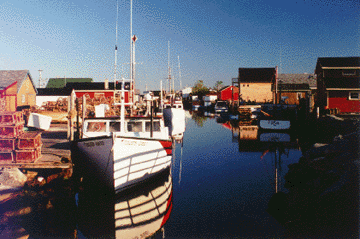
[
  {"xmin": 145, "ymin": 121, "xmax": 161, "ymax": 132},
  {"xmin": 127, "ymin": 121, "xmax": 143, "ymax": 132},
  {"xmin": 21, "ymin": 94, "xmax": 26, "ymax": 103},
  {"xmin": 349, "ymin": 92, "xmax": 360, "ymax": 100},
  {"xmin": 87, "ymin": 122, "xmax": 106, "ymax": 132},
  {"xmin": 109, "ymin": 122, "xmax": 120, "ymax": 132}
]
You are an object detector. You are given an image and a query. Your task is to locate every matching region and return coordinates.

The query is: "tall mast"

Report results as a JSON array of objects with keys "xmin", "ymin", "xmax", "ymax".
[
  {"xmin": 130, "ymin": 0, "xmax": 133, "ymax": 83},
  {"xmin": 114, "ymin": 0, "xmax": 119, "ymax": 89},
  {"xmin": 178, "ymin": 55, "xmax": 182, "ymax": 91},
  {"xmin": 168, "ymin": 41, "xmax": 171, "ymax": 94}
]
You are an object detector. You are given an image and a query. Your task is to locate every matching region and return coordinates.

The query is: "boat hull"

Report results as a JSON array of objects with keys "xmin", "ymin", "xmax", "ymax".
[
  {"xmin": 259, "ymin": 120, "xmax": 290, "ymax": 130},
  {"xmin": 73, "ymin": 135, "xmax": 172, "ymax": 193}
]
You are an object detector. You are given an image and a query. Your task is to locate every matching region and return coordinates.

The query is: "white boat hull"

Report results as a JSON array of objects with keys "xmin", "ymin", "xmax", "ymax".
[
  {"xmin": 75, "ymin": 135, "xmax": 172, "ymax": 193},
  {"xmin": 259, "ymin": 120, "xmax": 290, "ymax": 130},
  {"xmin": 163, "ymin": 108, "xmax": 186, "ymax": 137}
]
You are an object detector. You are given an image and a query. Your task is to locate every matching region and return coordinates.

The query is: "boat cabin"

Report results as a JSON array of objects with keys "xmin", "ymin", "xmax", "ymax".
[{"xmin": 82, "ymin": 117, "xmax": 169, "ymax": 139}]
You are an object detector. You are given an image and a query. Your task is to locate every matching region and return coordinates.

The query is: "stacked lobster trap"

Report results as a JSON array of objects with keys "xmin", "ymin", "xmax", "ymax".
[{"xmin": 0, "ymin": 111, "xmax": 42, "ymax": 163}]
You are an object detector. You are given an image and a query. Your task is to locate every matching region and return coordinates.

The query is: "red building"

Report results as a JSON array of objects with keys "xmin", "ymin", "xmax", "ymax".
[
  {"xmin": 315, "ymin": 57, "xmax": 360, "ymax": 114},
  {"xmin": 218, "ymin": 86, "xmax": 239, "ymax": 102},
  {"xmin": 66, "ymin": 81, "xmax": 131, "ymax": 103}
]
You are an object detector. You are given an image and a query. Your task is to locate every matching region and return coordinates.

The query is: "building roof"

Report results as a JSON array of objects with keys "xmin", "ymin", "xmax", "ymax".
[
  {"xmin": 278, "ymin": 73, "xmax": 316, "ymax": 89},
  {"xmin": 36, "ymin": 88, "xmax": 73, "ymax": 96},
  {"xmin": 219, "ymin": 85, "xmax": 238, "ymax": 91},
  {"xmin": 0, "ymin": 70, "xmax": 37, "ymax": 93},
  {"xmin": 238, "ymin": 68, "xmax": 276, "ymax": 83},
  {"xmin": 315, "ymin": 57, "xmax": 360, "ymax": 73},
  {"xmin": 65, "ymin": 82, "xmax": 124, "ymax": 90},
  {"xmin": 46, "ymin": 78, "xmax": 93, "ymax": 88}
]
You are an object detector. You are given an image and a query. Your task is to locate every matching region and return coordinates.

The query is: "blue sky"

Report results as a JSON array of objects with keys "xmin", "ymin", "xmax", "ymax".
[{"xmin": 0, "ymin": 0, "xmax": 359, "ymax": 92}]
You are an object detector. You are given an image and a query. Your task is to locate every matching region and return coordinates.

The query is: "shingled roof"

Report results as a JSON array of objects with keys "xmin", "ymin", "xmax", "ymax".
[
  {"xmin": 0, "ymin": 70, "xmax": 37, "ymax": 93},
  {"xmin": 278, "ymin": 73, "xmax": 316, "ymax": 89},
  {"xmin": 46, "ymin": 78, "xmax": 93, "ymax": 88}
]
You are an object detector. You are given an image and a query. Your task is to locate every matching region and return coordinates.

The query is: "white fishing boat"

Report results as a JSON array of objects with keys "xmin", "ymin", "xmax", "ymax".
[
  {"xmin": 74, "ymin": 111, "xmax": 173, "ymax": 193},
  {"xmin": 72, "ymin": 1, "xmax": 172, "ymax": 193},
  {"xmin": 162, "ymin": 43, "xmax": 186, "ymax": 140},
  {"xmin": 259, "ymin": 119, "xmax": 290, "ymax": 130}
]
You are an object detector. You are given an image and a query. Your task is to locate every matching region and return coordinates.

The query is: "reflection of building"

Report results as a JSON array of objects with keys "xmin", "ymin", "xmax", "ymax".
[{"xmin": 239, "ymin": 126, "xmax": 258, "ymax": 140}]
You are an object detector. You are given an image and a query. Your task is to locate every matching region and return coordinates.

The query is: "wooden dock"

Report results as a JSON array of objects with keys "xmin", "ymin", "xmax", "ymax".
[{"xmin": 0, "ymin": 124, "xmax": 72, "ymax": 170}]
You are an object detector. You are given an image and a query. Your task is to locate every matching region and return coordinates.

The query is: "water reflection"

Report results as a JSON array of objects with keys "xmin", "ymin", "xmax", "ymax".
[
  {"xmin": 0, "ymin": 177, "xmax": 77, "ymax": 238},
  {"xmin": 77, "ymin": 168, "xmax": 173, "ymax": 239}
]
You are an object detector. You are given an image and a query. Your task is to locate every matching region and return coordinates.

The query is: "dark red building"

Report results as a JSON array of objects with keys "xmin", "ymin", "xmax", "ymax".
[
  {"xmin": 66, "ymin": 81, "xmax": 131, "ymax": 103},
  {"xmin": 218, "ymin": 86, "xmax": 239, "ymax": 102},
  {"xmin": 315, "ymin": 57, "xmax": 360, "ymax": 114}
]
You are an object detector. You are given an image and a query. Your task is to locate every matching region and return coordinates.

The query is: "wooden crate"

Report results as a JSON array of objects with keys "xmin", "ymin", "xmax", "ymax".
[
  {"xmin": 17, "ymin": 132, "xmax": 42, "ymax": 149},
  {"xmin": 0, "ymin": 123, "xmax": 24, "ymax": 138},
  {"xmin": 15, "ymin": 146, "xmax": 41, "ymax": 163},
  {"xmin": 0, "ymin": 138, "xmax": 17, "ymax": 151},
  {"xmin": 0, "ymin": 111, "xmax": 24, "ymax": 125},
  {"xmin": 0, "ymin": 151, "xmax": 14, "ymax": 163}
]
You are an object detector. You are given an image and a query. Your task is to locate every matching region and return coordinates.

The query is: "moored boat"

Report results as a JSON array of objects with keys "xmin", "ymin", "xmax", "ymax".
[
  {"xmin": 73, "ymin": 113, "xmax": 172, "ymax": 193},
  {"xmin": 71, "ymin": 0, "xmax": 172, "ymax": 193}
]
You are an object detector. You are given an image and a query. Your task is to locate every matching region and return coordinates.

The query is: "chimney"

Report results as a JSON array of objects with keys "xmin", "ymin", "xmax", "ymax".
[{"xmin": 104, "ymin": 79, "xmax": 109, "ymax": 90}]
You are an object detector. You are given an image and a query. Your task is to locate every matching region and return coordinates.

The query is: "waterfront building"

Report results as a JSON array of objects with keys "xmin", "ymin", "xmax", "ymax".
[{"xmin": 315, "ymin": 57, "xmax": 360, "ymax": 115}]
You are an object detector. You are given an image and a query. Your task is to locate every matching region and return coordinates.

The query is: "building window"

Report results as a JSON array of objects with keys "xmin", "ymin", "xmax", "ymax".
[
  {"xmin": 21, "ymin": 94, "xmax": 26, "ymax": 103},
  {"xmin": 342, "ymin": 70, "xmax": 356, "ymax": 76},
  {"xmin": 349, "ymin": 91, "xmax": 360, "ymax": 100},
  {"xmin": 94, "ymin": 93, "xmax": 105, "ymax": 99}
]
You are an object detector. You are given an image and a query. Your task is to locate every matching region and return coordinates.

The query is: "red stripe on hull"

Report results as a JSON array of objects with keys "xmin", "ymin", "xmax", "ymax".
[
  {"xmin": 160, "ymin": 191, "xmax": 173, "ymax": 227},
  {"xmin": 160, "ymin": 140, "xmax": 172, "ymax": 148}
]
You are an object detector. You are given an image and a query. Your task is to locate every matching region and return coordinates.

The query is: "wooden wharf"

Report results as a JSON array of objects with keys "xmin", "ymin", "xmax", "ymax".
[{"xmin": 0, "ymin": 123, "xmax": 72, "ymax": 170}]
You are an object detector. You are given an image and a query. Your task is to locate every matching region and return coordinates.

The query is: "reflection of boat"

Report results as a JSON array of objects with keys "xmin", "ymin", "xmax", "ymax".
[
  {"xmin": 115, "ymin": 169, "xmax": 173, "ymax": 238},
  {"xmin": 77, "ymin": 168, "xmax": 173, "ymax": 239},
  {"xmin": 192, "ymin": 100, "xmax": 201, "ymax": 111},
  {"xmin": 259, "ymin": 132, "xmax": 290, "ymax": 142}
]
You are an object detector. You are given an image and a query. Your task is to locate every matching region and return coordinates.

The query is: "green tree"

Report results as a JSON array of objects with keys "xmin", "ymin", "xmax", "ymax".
[
  {"xmin": 191, "ymin": 80, "xmax": 209, "ymax": 99},
  {"xmin": 214, "ymin": 81, "xmax": 224, "ymax": 92}
]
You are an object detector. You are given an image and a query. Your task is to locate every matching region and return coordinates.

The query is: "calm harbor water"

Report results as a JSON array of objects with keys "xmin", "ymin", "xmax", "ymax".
[
  {"xmin": 1, "ymin": 111, "xmax": 306, "ymax": 238},
  {"xmin": 160, "ymin": 111, "xmax": 302, "ymax": 239}
]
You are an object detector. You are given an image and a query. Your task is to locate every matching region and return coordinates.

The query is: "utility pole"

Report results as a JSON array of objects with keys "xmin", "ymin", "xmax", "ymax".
[{"xmin": 38, "ymin": 69, "xmax": 43, "ymax": 88}]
